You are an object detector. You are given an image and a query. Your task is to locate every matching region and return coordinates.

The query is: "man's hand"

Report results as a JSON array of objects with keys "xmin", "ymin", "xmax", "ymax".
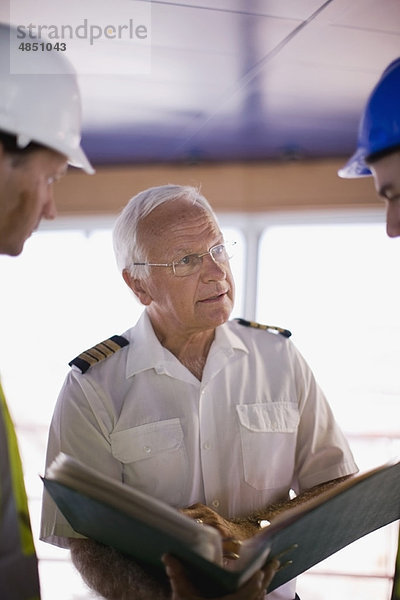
[
  {"xmin": 181, "ymin": 503, "xmax": 258, "ymax": 540},
  {"xmin": 162, "ymin": 554, "xmax": 280, "ymax": 600}
]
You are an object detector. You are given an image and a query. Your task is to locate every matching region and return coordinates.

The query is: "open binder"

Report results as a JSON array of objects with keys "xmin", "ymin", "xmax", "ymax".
[{"xmin": 43, "ymin": 453, "xmax": 400, "ymax": 596}]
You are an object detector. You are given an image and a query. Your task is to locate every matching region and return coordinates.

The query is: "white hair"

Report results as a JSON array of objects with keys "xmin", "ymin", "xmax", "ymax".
[{"xmin": 112, "ymin": 184, "xmax": 216, "ymax": 278}]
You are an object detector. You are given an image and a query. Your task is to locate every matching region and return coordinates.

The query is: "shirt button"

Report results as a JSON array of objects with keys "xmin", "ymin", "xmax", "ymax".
[
  {"xmin": 143, "ymin": 446, "xmax": 152, "ymax": 454},
  {"xmin": 212, "ymin": 499, "xmax": 220, "ymax": 508},
  {"xmin": 203, "ymin": 442, "xmax": 211, "ymax": 450}
]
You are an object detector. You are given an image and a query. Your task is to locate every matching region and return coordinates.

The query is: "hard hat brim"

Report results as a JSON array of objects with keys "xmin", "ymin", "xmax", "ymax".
[
  {"xmin": 338, "ymin": 147, "xmax": 372, "ymax": 179},
  {"xmin": 67, "ymin": 144, "xmax": 95, "ymax": 175}
]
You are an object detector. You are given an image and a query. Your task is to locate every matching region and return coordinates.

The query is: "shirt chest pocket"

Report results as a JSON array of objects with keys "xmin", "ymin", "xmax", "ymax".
[
  {"xmin": 236, "ymin": 403, "xmax": 300, "ymax": 490},
  {"xmin": 110, "ymin": 418, "xmax": 188, "ymax": 505}
]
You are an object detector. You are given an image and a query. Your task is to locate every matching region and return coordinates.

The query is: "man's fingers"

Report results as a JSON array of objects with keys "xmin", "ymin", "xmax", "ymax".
[
  {"xmin": 162, "ymin": 554, "xmax": 200, "ymax": 599},
  {"xmin": 230, "ymin": 558, "xmax": 280, "ymax": 599},
  {"xmin": 162, "ymin": 554, "xmax": 280, "ymax": 600},
  {"xmin": 262, "ymin": 558, "xmax": 280, "ymax": 589}
]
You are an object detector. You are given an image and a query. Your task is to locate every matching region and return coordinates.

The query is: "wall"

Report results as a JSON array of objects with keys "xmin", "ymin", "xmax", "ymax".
[{"xmin": 56, "ymin": 158, "xmax": 381, "ymax": 215}]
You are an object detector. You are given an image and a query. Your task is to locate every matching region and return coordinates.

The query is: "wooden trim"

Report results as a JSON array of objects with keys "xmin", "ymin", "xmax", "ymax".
[{"xmin": 56, "ymin": 158, "xmax": 381, "ymax": 215}]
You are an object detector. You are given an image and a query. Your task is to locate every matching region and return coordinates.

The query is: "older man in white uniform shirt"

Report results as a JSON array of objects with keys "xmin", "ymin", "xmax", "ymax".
[{"xmin": 41, "ymin": 184, "xmax": 357, "ymax": 600}]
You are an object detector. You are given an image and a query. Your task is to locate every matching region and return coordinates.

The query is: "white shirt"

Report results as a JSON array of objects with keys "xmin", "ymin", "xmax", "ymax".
[{"xmin": 41, "ymin": 312, "xmax": 358, "ymax": 599}]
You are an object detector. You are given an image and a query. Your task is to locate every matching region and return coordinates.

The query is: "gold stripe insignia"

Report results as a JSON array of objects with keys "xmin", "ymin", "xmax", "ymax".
[
  {"xmin": 235, "ymin": 318, "xmax": 292, "ymax": 338},
  {"xmin": 69, "ymin": 335, "xmax": 129, "ymax": 374}
]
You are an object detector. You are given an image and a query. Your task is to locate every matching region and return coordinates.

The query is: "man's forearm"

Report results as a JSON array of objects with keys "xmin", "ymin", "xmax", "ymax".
[
  {"xmin": 69, "ymin": 538, "xmax": 171, "ymax": 600},
  {"xmin": 231, "ymin": 476, "xmax": 352, "ymax": 539}
]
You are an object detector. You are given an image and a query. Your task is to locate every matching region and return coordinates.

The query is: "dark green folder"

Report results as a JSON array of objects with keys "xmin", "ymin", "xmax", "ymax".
[
  {"xmin": 248, "ymin": 459, "xmax": 400, "ymax": 591},
  {"xmin": 43, "ymin": 456, "xmax": 400, "ymax": 596},
  {"xmin": 43, "ymin": 478, "xmax": 266, "ymax": 596}
]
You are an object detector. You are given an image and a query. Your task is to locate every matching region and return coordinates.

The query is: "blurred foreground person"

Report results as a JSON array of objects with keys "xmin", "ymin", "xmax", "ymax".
[
  {"xmin": 0, "ymin": 22, "xmax": 92, "ymax": 599},
  {"xmin": 339, "ymin": 56, "xmax": 400, "ymax": 600}
]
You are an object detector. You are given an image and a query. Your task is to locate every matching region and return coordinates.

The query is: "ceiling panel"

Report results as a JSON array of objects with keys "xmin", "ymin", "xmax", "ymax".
[{"xmin": 2, "ymin": 0, "xmax": 400, "ymax": 167}]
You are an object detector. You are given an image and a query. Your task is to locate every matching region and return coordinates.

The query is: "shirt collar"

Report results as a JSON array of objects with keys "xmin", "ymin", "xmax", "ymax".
[
  {"xmin": 125, "ymin": 311, "xmax": 173, "ymax": 378},
  {"xmin": 201, "ymin": 321, "xmax": 249, "ymax": 383},
  {"xmin": 125, "ymin": 311, "xmax": 249, "ymax": 381},
  {"xmin": 214, "ymin": 320, "xmax": 249, "ymax": 355}
]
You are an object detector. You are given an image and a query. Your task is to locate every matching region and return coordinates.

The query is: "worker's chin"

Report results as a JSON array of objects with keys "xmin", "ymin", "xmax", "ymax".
[
  {"xmin": 197, "ymin": 303, "xmax": 233, "ymax": 328},
  {"xmin": 0, "ymin": 237, "xmax": 26, "ymax": 257}
]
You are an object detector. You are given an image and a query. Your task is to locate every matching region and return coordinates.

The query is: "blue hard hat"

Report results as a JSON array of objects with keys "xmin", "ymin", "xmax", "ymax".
[{"xmin": 338, "ymin": 57, "xmax": 400, "ymax": 178}]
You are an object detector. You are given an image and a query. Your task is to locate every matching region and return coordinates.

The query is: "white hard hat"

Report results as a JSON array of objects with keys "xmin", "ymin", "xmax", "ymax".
[{"xmin": 0, "ymin": 23, "xmax": 94, "ymax": 174}]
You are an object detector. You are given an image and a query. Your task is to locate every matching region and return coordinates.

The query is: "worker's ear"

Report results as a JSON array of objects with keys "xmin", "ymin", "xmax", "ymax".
[
  {"xmin": 0, "ymin": 142, "xmax": 14, "ymax": 174},
  {"xmin": 122, "ymin": 269, "xmax": 152, "ymax": 306},
  {"xmin": 0, "ymin": 141, "xmax": 6, "ymax": 163}
]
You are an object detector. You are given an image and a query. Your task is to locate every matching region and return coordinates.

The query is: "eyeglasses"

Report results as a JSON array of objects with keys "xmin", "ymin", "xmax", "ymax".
[{"xmin": 133, "ymin": 241, "xmax": 236, "ymax": 277}]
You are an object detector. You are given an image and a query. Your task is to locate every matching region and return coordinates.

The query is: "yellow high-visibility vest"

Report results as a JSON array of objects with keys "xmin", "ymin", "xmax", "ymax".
[
  {"xmin": 391, "ymin": 532, "xmax": 400, "ymax": 600},
  {"xmin": 0, "ymin": 380, "xmax": 40, "ymax": 599}
]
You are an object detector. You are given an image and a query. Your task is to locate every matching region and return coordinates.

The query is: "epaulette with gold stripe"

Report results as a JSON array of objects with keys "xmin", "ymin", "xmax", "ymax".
[
  {"xmin": 235, "ymin": 318, "xmax": 292, "ymax": 338},
  {"xmin": 69, "ymin": 335, "xmax": 129, "ymax": 374}
]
